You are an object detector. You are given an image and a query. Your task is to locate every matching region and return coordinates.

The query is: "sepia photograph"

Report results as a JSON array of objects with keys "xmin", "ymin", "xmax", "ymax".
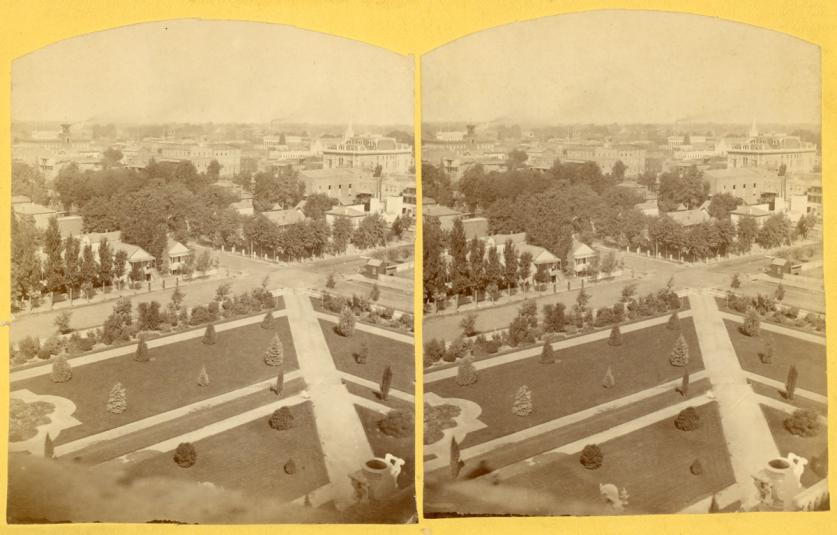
[
  {"xmin": 421, "ymin": 11, "xmax": 826, "ymax": 516},
  {"xmin": 8, "ymin": 19, "xmax": 416, "ymax": 524}
]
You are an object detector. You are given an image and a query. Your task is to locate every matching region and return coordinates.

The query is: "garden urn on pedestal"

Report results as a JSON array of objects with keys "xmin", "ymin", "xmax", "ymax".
[
  {"xmin": 751, "ymin": 457, "xmax": 804, "ymax": 511},
  {"xmin": 349, "ymin": 453, "xmax": 405, "ymax": 503}
]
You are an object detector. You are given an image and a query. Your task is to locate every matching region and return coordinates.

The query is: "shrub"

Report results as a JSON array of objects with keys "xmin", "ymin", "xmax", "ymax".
[
  {"xmin": 674, "ymin": 407, "xmax": 701, "ymax": 431},
  {"xmin": 445, "ymin": 337, "xmax": 468, "ymax": 362},
  {"xmin": 612, "ymin": 302, "xmax": 625, "ymax": 323},
  {"xmin": 337, "ymin": 307, "xmax": 356, "ymax": 337},
  {"xmin": 269, "ymin": 406, "xmax": 294, "ymax": 430},
  {"xmin": 784, "ymin": 306, "xmax": 799, "ymax": 319},
  {"xmin": 540, "ymin": 339, "xmax": 555, "ymax": 364},
  {"xmin": 173, "ymin": 442, "xmax": 197, "ymax": 468},
  {"xmin": 37, "ymin": 347, "xmax": 51, "ymax": 360},
  {"xmin": 669, "ymin": 334, "xmax": 689, "ymax": 367},
  {"xmin": 379, "ymin": 365, "xmax": 393, "ymax": 401},
  {"xmin": 284, "ymin": 459, "xmax": 297, "ymax": 475},
  {"xmin": 460, "ymin": 313, "xmax": 478, "ymax": 337},
  {"xmin": 579, "ymin": 444, "xmax": 603, "ymax": 470},
  {"xmin": 270, "ymin": 369, "xmax": 284, "ymax": 395},
  {"xmin": 785, "ymin": 364, "xmax": 799, "ymax": 400},
  {"xmin": 512, "ymin": 385, "xmax": 533, "ymax": 416},
  {"xmin": 507, "ymin": 316, "xmax": 530, "ymax": 347},
  {"xmin": 355, "ymin": 338, "xmax": 369, "ymax": 364},
  {"xmin": 740, "ymin": 307, "xmax": 761, "ymax": 337},
  {"xmin": 197, "ymin": 365, "xmax": 210, "ymax": 386},
  {"xmin": 667, "ymin": 310, "xmax": 680, "ymax": 331},
  {"xmin": 19, "ymin": 336, "xmax": 41, "ymax": 359},
  {"xmin": 424, "ymin": 339, "xmax": 446, "ymax": 367},
  {"xmin": 775, "ymin": 283, "xmax": 785, "ymax": 301},
  {"xmin": 608, "ymin": 325, "xmax": 622, "ymax": 346},
  {"xmin": 202, "ymin": 324, "xmax": 216, "ymax": 345},
  {"xmin": 595, "ymin": 307, "xmax": 614, "ymax": 327},
  {"xmin": 54, "ymin": 311, "xmax": 73, "ymax": 334},
  {"xmin": 456, "ymin": 357, "xmax": 478, "ymax": 386},
  {"xmin": 601, "ymin": 366, "xmax": 615, "ymax": 389},
  {"xmin": 399, "ymin": 313, "xmax": 413, "ymax": 331},
  {"xmin": 784, "ymin": 409, "xmax": 821, "ymax": 437},
  {"xmin": 134, "ymin": 336, "xmax": 150, "ymax": 362},
  {"xmin": 810, "ymin": 450, "xmax": 828, "ymax": 478},
  {"xmin": 731, "ymin": 273, "xmax": 741, "ymax": 289},
  {"xmin": 50, "ymin": 355, "xmax": 72, "ymax": 383},
  {"xmin": 207, "ymin": 300, "xmax": 220, "ymax": 318},
  {"xmin": 380, "ymin": 307, "xmax": 394, "ymax": 320},
  {"xmin": 106, "ymin": 382, "xmax": 127, "ymax": 414},
  {"xmin": 326, "ymin": 273, "xmax": 336, "ymax": 289},
  {"xmin": 677, "ymin": 369, "xmax": 689, "ymax": 396},
  {"xmin": 378, "ymin": 409, "xmax": 414, "ymax": 438},
  {"xmin": 370, "ymin": 283, "xmax": 380, "ymax": 302},
  {"xmin": 264, "ymin": 335, "xmax": 284, "ymax": 366},
  {"xmin": 189, "ymin": 305, "xmax": 212, "ymax": 326},
  {"xmin": 690, "ymin": 459, "xmax": 703, "ymax": 475},
  {"xmin": 759, "ymin": 336, "xmax": 774, "ymax": 364}
]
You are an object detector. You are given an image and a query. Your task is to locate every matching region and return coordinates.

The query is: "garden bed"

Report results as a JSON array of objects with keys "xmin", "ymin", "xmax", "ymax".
[
  {"xmin": 428, "ymin": 319, "xmax": 704, "ymax": 448},
  {"xmin": 724, "ymin": 319, "xmax": 826, "ymax": 395},
  {"xmin": 318, "ymin": 319, "xmax": 414, "ymax": 393},
  {"xmin": 310, "ymin": 296, "xmax": 413, "ymax": 335},
  {"xmin": 760, "ymin": 404, "xmax": 827, "ymax": 488},
  {"xmin": 13, "ymin": 317, "xmax": 298, "ymax": 446},
  {"xmin": 122, "ymin": 401, "xmax": 328, "ymax": 501},
  {"xmin": 715, "ymin": 297, "xmax": 824, "ymax": 337},
  {"xmin": 498, "ymin": 402, "xmax": 734, "ymax": 515}
]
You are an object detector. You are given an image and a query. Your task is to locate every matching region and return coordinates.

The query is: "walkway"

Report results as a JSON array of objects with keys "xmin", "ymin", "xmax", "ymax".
[
  {"xmin": 424, "ymin": 310, "xmax": 694, "ymax": 384},
  {"xmin": 11, "ymin": 310, "xmax": 289, "ymax": 383},
  {"xmin": 54, "ymin": 371, "xmax": 302, "ymax": 458},
  {"xmin": 689, "ymin": 290, "xmax": 779, "ymax": 510},
  {"xmin": 718, "ymin": 311, "xmax": 826, "ymax": 346},
  {"xmin": 284, "ymin": 292, "xmax": 374, "ymax": 511},
  {"xmin": 112, "ymin": 394, "xmax": 307, "ymax": 460},
  {"xmin": 424, "ymin": 371, "xmax": 708, "ymax": 473},
  {"xmin": 314, "ymin": 311, "xmax": 414, "ymax": 345}
]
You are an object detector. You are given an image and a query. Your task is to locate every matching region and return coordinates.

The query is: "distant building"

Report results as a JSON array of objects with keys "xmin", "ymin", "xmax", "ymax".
[
  {"xmin": 325, "ymin": 206, "xmax": 367, "ymax": 228},
  {"xmin": 635, "ymin": 199, "xmax": 659, "ymax": 217},
  {"xmin": 423, "ymin": 204, "xmax": 464, "ymax": 232},
  {"xmin": 569, "ymin": 240, "xmax": 598, "ymax": 274},
  {"xmin": 322, "ymin": 133, "xmax": 413, "ymax": 174},
  {"xmin": 299, "ymin": 167, "xmax": 377, "ymax": 202},
  {"xmin": 461, "ymin": 217, "xmax": 489, "ymax": 241},
  {"xmin": 435, "ymin": 131, "xmax": 466, "ymax": 142},
  {"xmin": 729, "ymin": 205, "xmax": 772, "ymax": 228},
  {"xmin": 153, "ymin": 139, "xmax": 241, "ymax": 176},
  {"xmin": 667, "ymin": 207, "xmax": 711, "ymax": 228},
  {"xmin": 57, "ymin": 215, "xmax": 84, "ymax": 238},
  {"xmin": 703, "ymin": 168, "xmax": 783, "ymax": 204},
  {"xmin": 422, "ymin": 125, "xmax": 495, "ymax": 156},
  {"xmin": 262, "ymin": 208, "xmax": 306, "ymax": 228},
  {"xmin": 727, "ymin": 132, "xmax": 817, "ymax": 173},
  {"xmin": 561, "ymin": 143, "xmax": 646, "ymax": 177},
  {"xmin": 481, "ymin": 232, "xmax": 562, "ymax": 283},
  {"xmin": 13, "ymin": 201, "xmax": 58, "ymax": 230}
]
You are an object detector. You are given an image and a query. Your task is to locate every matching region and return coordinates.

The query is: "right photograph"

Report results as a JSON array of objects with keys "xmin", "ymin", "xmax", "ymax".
[{"xmin": 421, "ymin": 10, "xmax": 826, "ymax": 516}]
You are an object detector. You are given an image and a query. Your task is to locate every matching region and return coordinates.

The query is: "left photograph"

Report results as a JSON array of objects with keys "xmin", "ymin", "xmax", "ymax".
[{"xmin": 8, "ymin": 20, "xmax": 416, "ymax": 524}]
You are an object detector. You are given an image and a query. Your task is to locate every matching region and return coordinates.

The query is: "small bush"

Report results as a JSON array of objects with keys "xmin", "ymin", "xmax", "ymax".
[
  {"xmin": 337, "ymin": 307, "xmax": 356, "ymax": 337},
  {"xmin": 424, "ymin": 339, "xmax": 446, "ymax": 367},
  {"xmin": 740, "ymin": 307, "xmax": 760, "ymax": 337},
  {"xmin": 50, "ymin": 355, "xmax": 72, "ymax": 383},
  {"xmin": 512, "ymin": 385, "xmax": 533, "ymax": 416},
  {"xmin": 284, "ymin": 459, "xmax": 297, "ymax": 475},
  {"xmin": 202, "ymin": 324, "xmax": 216, "ymax": 345},
  {"xmin": 173, "ymin": 442, "xmax": 197, "ymax": 468},
  {"xmin": 378, "ymin": 409, "xmax": 414, "ymax": 438},
  {"xmin": 264, "ymin": 335, "xmax": 284, "ymax": 366},
  {"xmin": 608, "ymin": 325, "xmax": 622, "ymax": 346},
  {"xmin": 601, "ymin": 366, "xmax": 615, "ymax": 389},
  {"xmin": 667, "ymin": 310, "xmax": 681, "ymax": 331},
  {"xmin": 540, "ymin": 339, "xmax": 555, "ymax": 364},
  {"xmin": 456, "ymin": 357, "xmax": 478, "ymax": 386},
  {"xmin": 784, "ymin": 409, "xmax": 821, "ymax": 437},
  {"xmin": 674, "ymin": 407, "xmax": 701, "ymax": 431},
  {"xmin": 669, "ymin": 334, "xmax": 689, "ymax": 367},
  {"xmin": 579, "ymin": 444, "xmax": 603, "ymax": 470},
  {"xmin": 269, "ymin": 406, "xmax": 294, "ymax": 431},
  {"xmin": 355, "ymin": 338, "xmax": 369, "ymax": 364},
  {"xmin": 261, "ymin": 311, "xmax": 274, "ymax": 329},
  {"xmin": 134, "ymin": 336, "xmax": 150, "ymax": 362},
  {"xmin": 106, "ymin": 382, "xmax": 127, "ymax": 414},
  {"xmin": 690, "ymin": 459, "xmax": 703, "ymax": 475},
  {"xmin": 189, "ymin": 305, "xmax": 212, "ymax": 326}
]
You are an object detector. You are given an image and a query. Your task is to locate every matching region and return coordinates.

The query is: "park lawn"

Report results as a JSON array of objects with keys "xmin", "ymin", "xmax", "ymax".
[
  {"xmin": 724, "ymin": 319, "xmax": 827, "ymax": 395},
  {"xmin": 500, "ymin": 402, "xmax": 734, "ymax": 515},
  {"xmin": 318, "ymin": 319, "xmax": 414, "ymax": 393},
  {"xmin": 750, "ymin": 381, "xmax": 828, "ymax": 414},
  {"xmin": 344, "ymin": 380, "xmax": 414, "ymax": 413},
  {"xmin": 715, "ymin": 298, "xmax": 824, "ymax": 338},
  {"xmin": 67, "ymin": 376, "xmax": 308, "ymax": 464},
  {"xmin": 761, "ymin": 405, "xmax": 828, "ymax": 488},
  {"xmin": 14, "ymin": 317, "xmax": 298, "ymax": 446},
  {"xmin": 428, "ymin": 319, "xmax": 703, "ymax": 449},
  {"xmin": 122, "ymin": 401, "xmax": 328, "ymax": 501},
  {"xmin": 355, "ymin": 405, "xmax": 415, "ymax": 490}
]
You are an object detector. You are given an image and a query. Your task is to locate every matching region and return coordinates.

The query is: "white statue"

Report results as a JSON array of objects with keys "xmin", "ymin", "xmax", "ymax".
[
  {"xmin": 599, "ymin": 483, "xmax": 629, "ymax": 511},
  {"xmin": 786, "ymin": 453, "xmax": 808, "ymax": 486},
  {"xmin": 384, "ymin": 453, "xmax": 406, "ymax": 479}
]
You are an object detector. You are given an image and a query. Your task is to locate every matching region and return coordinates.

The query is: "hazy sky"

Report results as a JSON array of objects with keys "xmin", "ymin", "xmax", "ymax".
[
  {"xmin": 422, "ymin": 11, "xmax": 820, "ymax": 125},
  {"xmin": 12, "ymin": 20, "xmax": 414, "ymax": 125}
]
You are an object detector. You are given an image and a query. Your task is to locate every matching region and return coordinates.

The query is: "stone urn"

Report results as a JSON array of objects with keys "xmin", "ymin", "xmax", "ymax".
[
  {"xmin": 350, "ymin": 454, "xmax": 404, "ymax": 502},
  {"xmin": 753, "ymin": 457, "xmax": 803, "ymax": 511}
]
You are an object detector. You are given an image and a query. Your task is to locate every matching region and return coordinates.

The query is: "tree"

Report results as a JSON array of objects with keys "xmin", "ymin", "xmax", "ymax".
[
  {"xmin": 270, "ymin": 368, "xmax": 284, "ymax": 395},
  {"xmin": 355, "ymin": 337, "xmax": 369, "ymax": 364},
  {"xmin": 450, "ymin": 436, "xmax": 464, "ymax": 480},
  {"xmin": 96, "ymin": 237, "xmax": 114, "ymax": 289},
  {"xmin": 331, "ymin": 217, "xmax": 353, "ymax": 254},
  {"xmin": 195, "ymin": 250, "xmax": 212, "ymax": 274},
  {"xmin": 775, "ymin": 283, "xmax": 785, "ymax": 301},
  {"xmin": 50, "ymin": 355, "xmax": 72, "ymax": 383},
  {"xmin": 456, "ymin": 357, "xmax": 478, "ymax": 386},
  {"xmin": 352, "ymin": 213, "xmax": 388, "ymax": 249},
  {"xmin": 370, "ymin": 283, "xmax": 381, "ymax": 302},
  {"xmin": 575, "ymin": 288, "xmax": 591, "ymax": 318},
  {"xmin": 502, "ymin": 239, "xmax": 518, "ymax": 292},
  {"xmin": 264, "ymin": 334, "xmax": 284, "ymax": 366},
  {"xmin": 63, "ymin": 236, "xmax": 81, "ymax": 301},
  {"xmin": 674, "ymin": 406, "xmax": 701, "ymax": 431},
  {"xmin": 173, "ymin": 442, "xmax": 197, "ymax": 468},
  {"xmin": 134, "ymin": 336, "xmax": 149, "ymax": 362},
  {"xmin": 337, "ymin": 307, "xmax": 355, "ymax": 336},
  {"xmin": 760, "ymin": 335, "xmax": 774, "ymax": 364},
  {"xmin": 269, "ymin": 406, "xmax": 294, "ymax": 430},
  {"xmin": 261, "ymin": 311, "xmax": 274, "ymax": 329},
  {"xmin": 707, "ymin": 192, "xmax": 742, "ymax": 220},
  {"xmin": 459, "ymin": 313, "xmax": 477, "ymax": 337},
  {"xmin": 42, "ymin": 217, "xmax": 65, "ymax": 297},
  {"xmin": 579, "ymin": 444, "xmax": 603, "ymax": 470},
  {"xmin": 796, "ymin": 213, "xmax": 815, "ymax": 240},
  {"xmin": 665, "ymin": 311, "xmax": 681, "ymax": 331},
  {"xmin": 708, "ymin": 495, "xmax": 720, "ymax": 513},
  {"xmin": 757, "ymin": 213, "xmax": 793, "ymax": 249},
  {"xmin": 380, "ymin": 365, "xmax": 393, "ymax": 400},
  {"xmin": 669, "ymin": 334, "xmax": 689, "ymax": 366},
  {"xmin": 54, "ymin": 311, "xmax": 73, "ymax": 334},
  {"xmin": 602, "ymin": 366, "xmax": 615, "ymax": 389},
  {"xmin": 106, "ymin": 382, "xmax": 127, "ymax": 414},
  {"xmin": 540, "ymin": 339, "xmax": 555, "ymax": 364},
  {"xmin": 608, "ymin": 325, "xmax": 623, "ymax": 346},
  {"xmin": 44, "ymin": 432, "xmax": 55, "ymax": 459},
  {"xmin": 736, "ymin": 217, "xmax": 758, "ymax": 252},
  {"xmin": 203, "ymin": 324, "xmax": 216, "ymax": 345},
  {"xmin": 677, "ymin": 369, "xmax": 689, "ymax": 396},
  {"xmin": 785, "ymin": 365, "xmax": 798, "ymax": 400},
  {"xmin": 197, "ymin": 365, "xmax": 210, "ymax": 386},
  {"xmin": 731, "ymin": 273, "xmax": 741, "ymax": 289},
  {"xmin": 742, "ymin": 307, "xmax": 760, "ymax": 337},
  {"xmin": 113, "ymin": 249, "xmax": 128, "ymax": 286},
  {"xmin": 621, "ymin": 283, "xmax": 637, "ymax": 303},
  {"xmin": 512, "ymin": 385, "xmax": 533, "ymax": 416}
]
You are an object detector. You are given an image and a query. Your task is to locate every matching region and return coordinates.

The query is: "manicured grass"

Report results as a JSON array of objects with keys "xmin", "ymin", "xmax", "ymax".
[
  {"xmin": 14, "ymin": 317, "xmax": 298, "ymax": 446},
  {"xmin": 428, "ymin": 319, "xmax": 704, "ymax": 448},
  {"xmin": 318, "ymin": 319, "xmax": 414, "ymax": 393},
  {"xmin": 499, "ymin": 402, "xmax": 734, "ymax": 515},
  {"xmin": 122, "ymin": 401, "xmax": 328, "ymax": 501},
  {"xmin": 760, "ymin": 404, "xmax": 828, "ymax": 488},
  {"xmin": 344, "ymin": 380, "xmax": 413, "ymax": 413},
  {"xmin": 355, "ymin": 405, "xmax": 415, "ymax": 490},
  {"xmin": 724, "ymin": 319, "xmax": 826, "ymax": 395},
  {"xmin": 750, "ymin": 380, "xmax": 827, "ymax": 414}
]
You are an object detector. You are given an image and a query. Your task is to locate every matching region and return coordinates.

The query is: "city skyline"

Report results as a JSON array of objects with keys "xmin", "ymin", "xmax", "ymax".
[
  {"xmin": 12, "ymin": 20, "xmax": 414, "ymax": 126},
  {"xmin": 422, "ymin": 11, "xmax": 820, "ymax": 126}
]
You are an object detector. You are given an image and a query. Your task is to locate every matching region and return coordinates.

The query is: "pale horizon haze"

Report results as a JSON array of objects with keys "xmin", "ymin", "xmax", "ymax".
[
  {"xmin": 12, "ymin": 19, "xmax": 414, "ymax": 126},
  {"xmin": 422, "ymin": 11, "xmax": 821, "ymax": 126}
]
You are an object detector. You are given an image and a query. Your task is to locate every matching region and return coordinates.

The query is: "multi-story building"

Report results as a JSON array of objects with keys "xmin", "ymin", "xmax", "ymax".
[
  {"xmin": 153, "ymin": 139, "xmax": 241, "ymax": 176},
  {"xmin": 422, "ymin": 124, "xmax": 495, "ymax": 156},
  {"xmin": 562, "ymin": 143, "xmax": 646, "ymax": 177},
  {"xmin": 298, "ymin": 167, "xmax": 377, "ymax": 203},
  {"xmin": 703, "ymin": 167, "xmax": 783, "ymax": 205},
  {"xmin": 322, "ymin": 135, "xmax": 413, "ymax": 174},
  {"xmin": 727, "ymin": 133, "xmax": 817, "ymax": 173}
]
